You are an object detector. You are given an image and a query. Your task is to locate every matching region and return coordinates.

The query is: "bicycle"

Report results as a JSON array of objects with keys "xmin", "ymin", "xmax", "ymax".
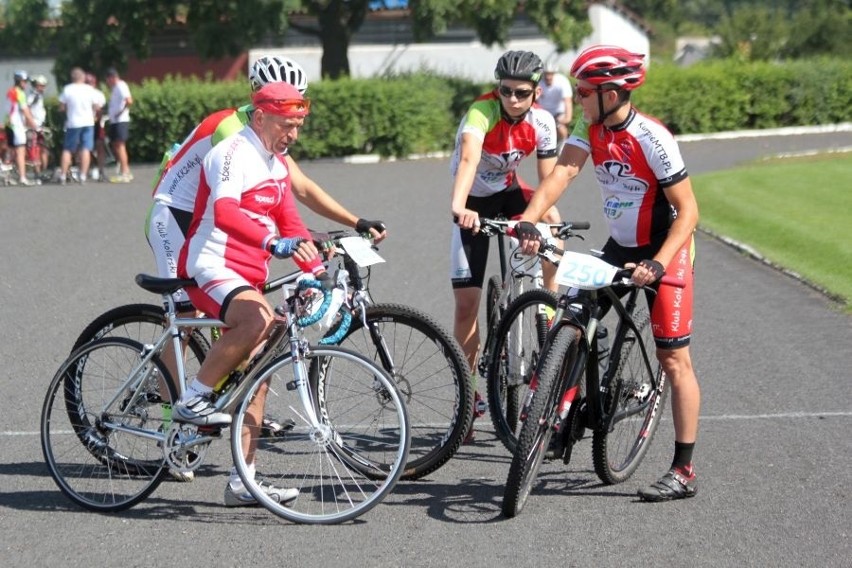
[
  {"xmin": 456, "ymin": 216, "xmax": 563, "ymax": 429},
  {"xmin": 70, "ymin": 230, "xmax": 471, "ymax": 480},
  {"xmin": 502, "ymin": 246, "xmax": 683, "ymax": 518},
  {"xmin": 479, "ymin": 219, "xmax": 590, "ymax": 454},
  {"xmin": 41, "ymin": 271, "xmax": 410, "ymax": 524},
  {"xmin": 25, "ymin": 127, "xmax": 53, "ymax": 183}
]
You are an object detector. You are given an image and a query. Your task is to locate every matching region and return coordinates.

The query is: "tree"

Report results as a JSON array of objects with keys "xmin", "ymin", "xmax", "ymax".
[
  {"xmin": 0, "ymin": 0, "xmax": 53, "ymax": 54},
  {"xmin": 0, "ymin": 0, "xmax": 591, "ymax": 81},
  {"xmin": 410, "ymin": 0, "xmax": 589, "ymax": 52},
  {"xmin": 282, "ymin": 1, "xmax": 592, "ymax": 78},
  {"xmin": 712, "ymin": 4, "xmax": 790, "ymax": 61}
]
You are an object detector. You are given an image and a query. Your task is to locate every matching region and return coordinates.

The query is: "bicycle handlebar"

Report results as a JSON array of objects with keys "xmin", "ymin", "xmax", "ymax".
[
  {"xmin": 292, "ymin": 277, "xmax": 353, "ymax": 344},
  {"xmin": 613, "ymin": 268, "xmax": 686, "ymax": 289}
]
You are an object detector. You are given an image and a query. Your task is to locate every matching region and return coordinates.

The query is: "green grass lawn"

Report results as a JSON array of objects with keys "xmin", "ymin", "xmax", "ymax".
[{"xmin": 692, "ymin": 152, "xmax": 852, "ymax": 312}]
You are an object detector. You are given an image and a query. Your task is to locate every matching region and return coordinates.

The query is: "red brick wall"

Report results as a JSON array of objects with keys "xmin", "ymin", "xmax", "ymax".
[{"xmin": 124, "ymin": 52, "xmax": 248, "ymax": 83}]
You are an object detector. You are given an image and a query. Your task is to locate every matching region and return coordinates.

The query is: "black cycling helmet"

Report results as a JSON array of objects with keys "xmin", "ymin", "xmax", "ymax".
[{"xmin": 494, "ymin": 51, "xmax": 544, "ymax": 83}]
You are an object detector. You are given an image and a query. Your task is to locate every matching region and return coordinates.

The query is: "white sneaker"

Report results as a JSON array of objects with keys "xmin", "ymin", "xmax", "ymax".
[
  {"xmin": 224, "ymin": 480, "xmax": 297, "ymax": 507},
  {"xmin": 173, "ymin": 395, "xmax": 232, "ymax": 426}
]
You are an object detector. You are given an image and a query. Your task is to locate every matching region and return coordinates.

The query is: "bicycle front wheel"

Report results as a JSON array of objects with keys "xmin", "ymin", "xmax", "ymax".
[
  {"xmin": 41, "ymin": 337, "xmax": 174, "ymax": 512},
  {"xmin": 592, "ymin": 309, "xmax": 668, "ymax": 484},
  {"xmin": 486, "ymin": 289, "xmax": 558, "ymax": 454},
  {"xmin": 503, "ymin": 325, "xmax": 580, "ymax": 518},
  {"xmin": 231, "ymin": 345, "xmax": 410, "ymax": 524},
  {"xmin": 333, "ymin": 303, "xmax": 471, "ymax": 480}
]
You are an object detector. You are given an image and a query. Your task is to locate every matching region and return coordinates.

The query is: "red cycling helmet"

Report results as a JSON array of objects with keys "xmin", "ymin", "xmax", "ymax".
[{"xmin": 570, "ymin": 45, "xmax": 646, "ymax": 90}]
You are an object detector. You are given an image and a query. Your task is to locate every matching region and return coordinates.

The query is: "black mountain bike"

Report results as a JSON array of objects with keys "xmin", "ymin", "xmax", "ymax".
[
  {"xmin": 480, "ymin": 220, "xmax": 589, "ymax": 454},
  {"xmin": 502, "ymin": 247, "xmax": 683, "ymax": 518}
]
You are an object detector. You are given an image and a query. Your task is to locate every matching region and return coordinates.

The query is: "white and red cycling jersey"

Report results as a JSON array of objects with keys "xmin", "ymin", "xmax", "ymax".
[
  {"xmin": 568, "ymin": 107, "xmax": 694, "ymax": 347},
  {"xmin": 566, "ymin": 107, "xmax": 688, "ymax": 248},
  {"xmin": 178, "ymin": 124, "xmax": 322, "ymax": 316},
  {"xmin": 449, "ymin": 90, "xmax": 558, "ymax": 197},
  {"xmin": 151, "ymin": 107, "xmax": 247, "ymax": 211}
]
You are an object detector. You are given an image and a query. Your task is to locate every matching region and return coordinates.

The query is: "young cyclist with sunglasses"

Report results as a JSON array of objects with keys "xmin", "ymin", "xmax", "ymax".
[
  {"xmin": 449, "ymin": 50, "xmax": 562, "ymax": 442},
  {"xmin": 514, "ymin": 45, "xmax": 701, "ymax": 502}
]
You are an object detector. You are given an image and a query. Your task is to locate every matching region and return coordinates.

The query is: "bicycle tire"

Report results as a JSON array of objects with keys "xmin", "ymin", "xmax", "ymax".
[
  {"xmin": 503, "ymin": 325, "xmax": 581, "ymax": 518},
  {"xmin": 66, "ymin": 303, "xmax": 209, "ymax": 447},
  {"xmin": 485, "ymin": 275, "xmax": 502, "ymax": 336},
  {"xmin": 41, "ymin": 337, "xmax": 175, "ymax": 512},
  {"xmin": 327, "ymin": 303, "xmax": 471, "ymax": 480},
  {"xmin": 71, "ymin": 302, "xmax": 210, "ymax": 360},
  {"xmin": 486, "ymin": 289, "xmax": 558, "ymax": 454},
  {"xmin": 592, "ymin": 309, "xmax": 668, "ymax": 484},
  {"xmin": 231, "ymin": 345, "xmax": 410, "ymax": 524}
]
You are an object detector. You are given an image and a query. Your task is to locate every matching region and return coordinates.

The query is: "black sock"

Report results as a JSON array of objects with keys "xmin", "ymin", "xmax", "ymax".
[{"xmin": 672, "ymin": 441, "xmax": 695, "ymax": 473}]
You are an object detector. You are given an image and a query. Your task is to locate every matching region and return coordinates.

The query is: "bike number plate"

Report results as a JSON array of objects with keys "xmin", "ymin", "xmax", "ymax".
[
  {"xmin": 340, "ymin": 236, "xmax": 385, "ymax": 267},
  {"xmin": 555, "ymin": 251, "xmax": 618, "ymax": 289}
]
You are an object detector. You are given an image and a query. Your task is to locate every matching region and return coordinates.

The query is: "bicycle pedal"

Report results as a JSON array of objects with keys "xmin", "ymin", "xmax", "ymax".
[
  {"xmin": 196, "ymin": 425, "xmax": 224, "ymax": 436},
  {"xmin": 473, "ymin": 394, "xmax": 488, "ymax": 417}
]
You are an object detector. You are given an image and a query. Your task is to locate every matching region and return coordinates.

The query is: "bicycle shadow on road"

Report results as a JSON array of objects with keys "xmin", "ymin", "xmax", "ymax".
[
  {"xmin": 388, "ymin": 476, "xmax": 506, "ymax": 524},
  {"xmin": 0, "ymin": 487, "xmax": 279, "ymax": 526}
]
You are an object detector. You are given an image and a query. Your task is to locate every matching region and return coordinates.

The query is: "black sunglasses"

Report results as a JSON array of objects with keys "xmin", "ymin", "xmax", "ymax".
[{"xmin": 498, "ymin": 85, "xmax": 535, "ymax": 100}]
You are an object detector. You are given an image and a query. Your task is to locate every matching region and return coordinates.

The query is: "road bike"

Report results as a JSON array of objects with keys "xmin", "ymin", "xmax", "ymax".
[
  {"xmin": 41, "ymin": 271, "xmax": 410, "ymax": 524},
  {"xmin": 70, "ymin": 230, "xmax": 471, "ymax": 480},
  {"xmin": 502, "ymin": 247, "xmax": 682, "ymax": 518},
  {"xmin": 479, "ymin": 220, "xmax": 590, "ymax": 453}
]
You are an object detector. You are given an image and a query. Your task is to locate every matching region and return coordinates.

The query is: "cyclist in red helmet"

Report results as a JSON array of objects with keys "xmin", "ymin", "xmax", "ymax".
[{"xmin": 515, "ymin": 44, "xmax": 702, "ymax": 502}]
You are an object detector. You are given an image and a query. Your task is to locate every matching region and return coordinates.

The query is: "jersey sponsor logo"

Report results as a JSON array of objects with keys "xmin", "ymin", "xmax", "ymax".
[
  {"xmin": 221, "ymin": 138, "xmax": 240, "ymax": 182},
  {"xmin": 478, "ymin": 150, "xmax": 527, "ymax": 184},
  {"xmin": 166, "ymin": 154, "xmax": 203, "ymax": 196},
  {"xmin": 603, "ymin": 195, "xmax": 636, "ymax": 219},
  {"xmin": 254, "ymin": 193, "xmax": 275, "ymax": 204},
  {"xmin": 596, "ymin": 160, "xmax": 649, "ymax": 193},
  {"xmin": 637, "ymin": 120, "xmax": 674, "ymax": 174}
]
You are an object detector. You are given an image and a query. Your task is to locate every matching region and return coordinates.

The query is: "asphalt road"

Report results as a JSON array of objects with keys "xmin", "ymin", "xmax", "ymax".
[{"xmin": 1, "ymin": 128, "xmax": 849, "ymax": 567}]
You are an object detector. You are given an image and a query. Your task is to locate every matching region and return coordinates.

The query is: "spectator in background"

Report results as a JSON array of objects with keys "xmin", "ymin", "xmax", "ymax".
[
  {"xmin": 105, "ymin": 68, "xmax": 133, "ymax": 183},
  {"xmin": 86, "ymin": 72, "xmax": 108, "ymax": 181},
  {"xmin": 58, "ymin": 67, "xmax": 102, "ymax": 185},
  {"xmin": 4, "ymin": 70, "xmax": 39, "ymax": 185},
  {"xmin": 27, "ymin": 74, "xmax": 50, "ymax": 182},
  {"xmin": 537, "ymin": 63, "xmax": 573, "ymax": 144}
]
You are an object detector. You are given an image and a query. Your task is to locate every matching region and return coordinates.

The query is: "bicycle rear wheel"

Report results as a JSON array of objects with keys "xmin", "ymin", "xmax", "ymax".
[
  {"xmin": 486, "ymin": 289, "xmax": 558, "ymax": 454},
  {"xmin": 592, "ymin": 309, "xmax": 668, "ymax": 484},
  {"xmin": 503, "ymin": 325, "xmax": 580, "ymax": 518},
  {"xmin": 332, "ymin": 303, "xmax": 471, "ymax": 480},
  {"xmin": 67, "ymin": 304, "xmax": 208, "ymax": 443},
  {"xmin": 71, "ymin": 303, "xmax": 210, "ymax": 367},
  {"xmin": 231, "ymin": 345, "xmax": 410, "ymax": 524},
  {"xmin": 41, "ymin": 337, "xmax": 174, "ymax": 512}
]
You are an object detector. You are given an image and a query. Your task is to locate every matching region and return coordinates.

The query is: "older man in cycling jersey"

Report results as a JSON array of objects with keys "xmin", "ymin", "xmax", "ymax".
[
  {"xmin": 146, "ymin": 57, "xmax": 385, "ymax": 483},
  {"xmin": 173, "ymin": 82, "xmax": 322, "ymax": 507}
]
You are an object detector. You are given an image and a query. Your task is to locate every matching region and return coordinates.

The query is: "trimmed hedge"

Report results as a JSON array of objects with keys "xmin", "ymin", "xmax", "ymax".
[
  {"xmin": 634, "ymin": 58, "xmax": 851, "ymax": 134},
  {"xmin": 44, "ymin": 57, "xmax": 850, "ymax": 163}
]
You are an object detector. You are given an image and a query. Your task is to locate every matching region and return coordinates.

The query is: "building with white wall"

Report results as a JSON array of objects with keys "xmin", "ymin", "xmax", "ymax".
[{"xmin": 251, "ymin": 2, "xmax": 650, "ymax": 82}]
